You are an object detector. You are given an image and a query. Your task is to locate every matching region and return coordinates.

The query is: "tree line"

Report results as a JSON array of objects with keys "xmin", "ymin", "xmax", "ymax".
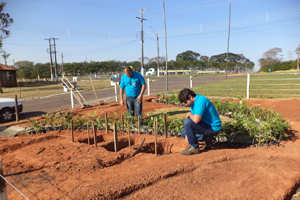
[
  {"xmin": 258, "ymin": 46, "xmax": 300, "ymax": 72},
  {"xmin": 15, "ymin": 51, "xmax": 255, "ymax": 79}
]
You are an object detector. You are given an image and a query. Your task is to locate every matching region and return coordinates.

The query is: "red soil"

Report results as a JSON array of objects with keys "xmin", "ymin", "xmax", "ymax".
[{"xmin": 1, "ymin": 96, "xmax": 300, "ymax": 200}]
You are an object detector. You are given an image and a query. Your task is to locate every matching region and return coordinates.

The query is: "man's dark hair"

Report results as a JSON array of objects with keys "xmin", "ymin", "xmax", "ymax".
[
  {"xmin": 124, "ymin": 66, "xmax": 132, "ymax": 71},
  {"xmin": 178, "ymin": 88, "xmax": 196, "ymax": 103}
]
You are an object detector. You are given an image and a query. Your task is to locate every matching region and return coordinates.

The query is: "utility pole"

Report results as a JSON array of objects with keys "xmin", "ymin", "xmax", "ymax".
[
  {"xmin": 162, "ymin": 0, "xmax": 168, "ymax": 91},
  {"xmin": 288, "ymin": 51, "xmax": 293, "ymax": 61},
  {"xmin": 61, "ymin": 52, "xmax": 64, "ymax": 78},
  {"xmin": 149, "ymin": 26, "xmax": 160, "ymax": 77},
  {"xmin": 53, "ymin": 38, "xmax": 59, "ymax": 81},
  {"xmin": 136, "ymin": 8, "xmax": 148, "ymax": 77},
  {"xmin": 156, "ymin": 33, "xmax": 160, "ymax": 77},
  {"xmin": 297, "ymin": 51, "xmax": 299, "ymax": 70},
  {"xmin": 45, "ymin": 38, "xmax": 59, "ymax": 81},
  {"xmin": 225, "ymin": 3, "xmax": 231, "ymax": 80},
  {"xmin": 45, "ymin": 38, "xmax": 54, "ymax": 81}
]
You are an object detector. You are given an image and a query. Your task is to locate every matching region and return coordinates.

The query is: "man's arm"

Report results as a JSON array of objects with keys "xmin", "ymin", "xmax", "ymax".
[
  {"xmin": 120, "ymin": 88, "xmax": 124, "ymax": 106},
  {"xmin": 137, "ymin": 84, "xmax": 146, "ymax": 103},
  {"xmin": 186, "ymin": 112, "xmax": 202, "ymax": 124}
]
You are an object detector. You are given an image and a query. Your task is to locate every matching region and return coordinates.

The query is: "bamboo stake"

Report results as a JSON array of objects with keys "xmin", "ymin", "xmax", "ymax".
[
  {"xmin": 90, "ymin": 76, "xmax": 99, "ymax": 104},
  {"xmin": 87, "ymin": 123, "xmax": 90, "ymax": 145},
  {"xmin": 114, "ymin": 123, "xmax": 118, "ymax": 152},
  {"xmin": 127, "ymin": 120, "xmax": 131, "ymax": 149},
  {"xmin": 105, "ymin": 112, "xmax": 108, "ymax": 133},
  {"xmin": 164, "ymin": 113, "xmax": 167, "ymax": 138},
  {"xmin": 121, "ymin": 114, "xmax": 124, "ymax": 135},
  {"xmin": 71, "ymin": 120, "xmax": 74, "ymax": 142},
  {"xmin": 93, "ymin": 125, "xmax": 97, "ymax": 147}
]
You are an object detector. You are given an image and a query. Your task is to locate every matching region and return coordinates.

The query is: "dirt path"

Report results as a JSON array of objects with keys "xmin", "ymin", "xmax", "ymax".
[{"xmin": 1, "ymin": 96, "xmax": 300, "ymax": 200}]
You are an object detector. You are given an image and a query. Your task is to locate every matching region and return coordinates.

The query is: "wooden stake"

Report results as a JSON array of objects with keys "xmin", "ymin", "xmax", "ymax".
[
  {"xmin": 127, "ymin": 120, "xmax": 130, "ymax": 149},
  {"xmin": 87, "ymin": 123, "xmax": 90, "ymax": 145},
  {"xmin": 138, "ymin": 117, "xmax": 140, "ymax": 135},
  {"xmin": 114, "ymin": 123, "xmax": 118, "ymax": 152},
  {"xmin": 71, "ymin": 120, "xmax": 74, "ymax": 142},
  {"xmin": 0, "ymin": 159, "xmax": 8, "ymax": 200},
  {"xmin": 105, "ymin": 112, "xmax": 108, "ymax": 133},
  {"xmin": 14, "ymin": 95, "xmax": 19, "ymax": 122},
  {"xmin": 164, "ymin": 113, "xmax": 167, "ymax": 138},
  {"xmin": 154, "ymin": 119, "xmax": 158, "ymax": 156},
  {"xmin": 93, "ymin": 125, "xmax": 97, "ymax": 147},
  {"xmin": 121, "ymin": 114, "xmax": 124, "ymax": 135}
]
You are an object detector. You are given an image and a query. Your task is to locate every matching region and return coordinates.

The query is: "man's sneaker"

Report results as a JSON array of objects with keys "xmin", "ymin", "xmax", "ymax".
[
  {"xmin": 180, "ymin": 146, "xmax": 200, "ymax": 155},
  {"xmin": 204, "ymin": 138, "xmax": 214, "ymax": 149}
]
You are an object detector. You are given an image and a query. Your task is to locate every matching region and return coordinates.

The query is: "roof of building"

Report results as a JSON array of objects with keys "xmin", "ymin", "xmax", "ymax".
[{"xmin": 0, "ymin": 64, "xmax": 18, "ymax": 71}]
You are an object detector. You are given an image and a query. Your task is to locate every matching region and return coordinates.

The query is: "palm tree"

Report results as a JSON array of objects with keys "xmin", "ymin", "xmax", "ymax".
[{"xmin": 1, "ymin": 51, "xmax": 11, "ymax": 65}]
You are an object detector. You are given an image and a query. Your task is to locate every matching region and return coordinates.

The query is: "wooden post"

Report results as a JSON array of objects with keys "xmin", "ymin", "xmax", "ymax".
[
  {"xmin": 154, "ymin": 119, "xmax": 157, "ymax": 155},
  {"xmin": 19, "ymin": 86, "xmax": 21, "ymax": 98},
  {"xmin": 14, "ymin": 95, "xmax": 19, "ymax": 122},
  {"xmin": 127, "ymin": 120, "xmax": 130, "ymax": 149},
  {"xmin": 138, "ymin": 117, "xmax": 140, "ymax": 135},
  {"xmin": 0, "ymin": 159, "xmax": 8, "ymax": 200},
  {"xmin": 105, "ymin": 112, "xmax": 108, "ymax": 133},
  {"xmin": 87, "ymin": 123, "xmax": 90, "ymax": 145},
  {"xmin": 114, "ymin": 123, "xmax": 118, "ymax": 152},
  {"xmin": 71, "ymin": 120, "xmax": 74, "ymax": 142},
  {"xmin": 93, "ymin": 125, "xmax": 97, "ymax": 147},
  {"xmin": 121, "ymin": 115, "xmax": 124, "ymax": 135},
  {"xmin": 164, "ymin": 113, "xmax": 167, "ymax": 138}
]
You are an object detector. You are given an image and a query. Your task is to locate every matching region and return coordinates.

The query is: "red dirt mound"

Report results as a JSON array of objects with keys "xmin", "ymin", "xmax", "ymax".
[{"xmin": 1, "ymin": 96, "xmax": 300, "ymax": 200}]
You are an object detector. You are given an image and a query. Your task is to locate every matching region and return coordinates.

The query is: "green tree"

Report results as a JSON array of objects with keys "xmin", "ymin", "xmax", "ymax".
[
  {"xmin": 16, "ymin": 61, "xmax": 34, "ymax": 79},
  {"xmin": 176, "ymin": 50, "xmax": 200, "ymax": 61},
  {"xmin": 0, "ymin": 2, "xmax": 13, "ymax": 48}
]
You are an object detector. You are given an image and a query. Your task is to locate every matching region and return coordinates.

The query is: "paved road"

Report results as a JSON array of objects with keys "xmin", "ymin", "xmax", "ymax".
[{"xmin": 18, "ymin": 75, "xmax": 245, "ymax": 120}]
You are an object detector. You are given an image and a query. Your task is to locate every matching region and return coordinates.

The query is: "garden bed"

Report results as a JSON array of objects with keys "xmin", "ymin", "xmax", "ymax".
[{"xmin": 1, "ymin": 95, "xmax": 300, "ymax": 199}]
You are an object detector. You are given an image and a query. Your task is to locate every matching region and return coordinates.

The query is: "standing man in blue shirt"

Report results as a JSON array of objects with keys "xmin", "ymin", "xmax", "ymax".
[
  {"xmin": 120, "ymin": 66, "xmax": 146, "ymax": 120},
  {"xmin": 178, "ymin": 88, "xmax": 222, "ymax": 155}
]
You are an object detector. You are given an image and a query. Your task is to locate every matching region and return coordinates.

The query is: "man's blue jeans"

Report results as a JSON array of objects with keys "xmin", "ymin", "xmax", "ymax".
[
  {"xmin": 181, "ymin": 118, "xmax": 218, "ymax": 149},
  {"xmin": 126, "ymin": 96, "xmax": 142, "ymax": 118}
]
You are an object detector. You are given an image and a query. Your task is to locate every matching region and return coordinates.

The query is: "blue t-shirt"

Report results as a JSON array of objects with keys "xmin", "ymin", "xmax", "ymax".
[
  {"xmin": 190, "ymin": 94, "xmax": 222, "ymax": 132},
  {"xmin": 120, "ymin": 71, "xmax": 145, "ymax": 98}
]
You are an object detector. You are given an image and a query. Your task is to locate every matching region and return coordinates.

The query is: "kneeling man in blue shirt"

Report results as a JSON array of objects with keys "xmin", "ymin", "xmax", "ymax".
[{"xmin": 178, "ymin": 88, "xmax": 222, "ymax": 155}]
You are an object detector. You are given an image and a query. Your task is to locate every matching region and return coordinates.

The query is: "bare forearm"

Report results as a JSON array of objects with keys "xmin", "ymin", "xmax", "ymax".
[
  {"xmin": 186, "ymin": 112, "xmax": 202, "ymax": 124},
  {"xmin": 140, "ymin": 84, "xmax": 146, "ymax": 97},
  {"xmin": 120, "ymin": 88, "xmax": 123, "ymax": 100}
]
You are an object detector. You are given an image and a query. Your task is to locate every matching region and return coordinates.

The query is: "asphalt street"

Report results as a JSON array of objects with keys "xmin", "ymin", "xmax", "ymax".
[{"xmin": 18, "ymin": 75, "xmax": 245, "ymax": 120}]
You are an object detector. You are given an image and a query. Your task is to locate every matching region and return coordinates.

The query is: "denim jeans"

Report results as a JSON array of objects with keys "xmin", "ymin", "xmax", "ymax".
[
  {"xmin": 126, "ymin": 96, "xmax": 142, "ymax": 125},
  {"xmin": 181, "ymin": 118, "xmax": 218, "ymax": 148}
]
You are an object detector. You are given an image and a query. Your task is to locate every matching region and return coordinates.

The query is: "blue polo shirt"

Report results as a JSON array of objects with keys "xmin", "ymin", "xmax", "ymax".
[
  {"xmin": 120, "ymin": 71, "xmax": 145, "ymax": 98},
  {"xmin": 191, "ymin": 94, "xmax": 222, "ymax": 132}
]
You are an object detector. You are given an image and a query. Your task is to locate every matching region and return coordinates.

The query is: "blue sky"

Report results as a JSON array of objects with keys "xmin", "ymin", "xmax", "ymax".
[{"xmin": 2, "ymin": 0, "xmax": 300, "ymax": 71}]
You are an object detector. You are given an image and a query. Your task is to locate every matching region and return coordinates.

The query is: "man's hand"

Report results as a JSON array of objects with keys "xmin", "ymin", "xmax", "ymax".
[
  {"xmin": 137, "ymin": 95, "xmax": 143, "ymax": 103},
  {"xmin": 120, "ymin": 100, "xmax": 124, "ymax": 106},
  {"xmin": 186, "ymin": 112, "xmax": 191, "ymax": 119}
]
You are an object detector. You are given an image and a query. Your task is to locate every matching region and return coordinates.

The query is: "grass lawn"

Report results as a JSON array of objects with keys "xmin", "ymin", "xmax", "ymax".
[{"xmin": 0, "ymin": 79, "xmax": 113, "ymax": 100}]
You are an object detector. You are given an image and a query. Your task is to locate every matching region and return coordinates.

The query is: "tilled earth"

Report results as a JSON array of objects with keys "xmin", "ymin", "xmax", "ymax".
[{"xmin": 1, "ymin": 96, "xmax": 300, "ymax": 200}]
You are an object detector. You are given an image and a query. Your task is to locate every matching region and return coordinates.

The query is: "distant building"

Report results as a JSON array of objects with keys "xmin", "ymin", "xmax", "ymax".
[{"xmin": 0, "ymin": 64, "xmax": 18, "ymax": 87}]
